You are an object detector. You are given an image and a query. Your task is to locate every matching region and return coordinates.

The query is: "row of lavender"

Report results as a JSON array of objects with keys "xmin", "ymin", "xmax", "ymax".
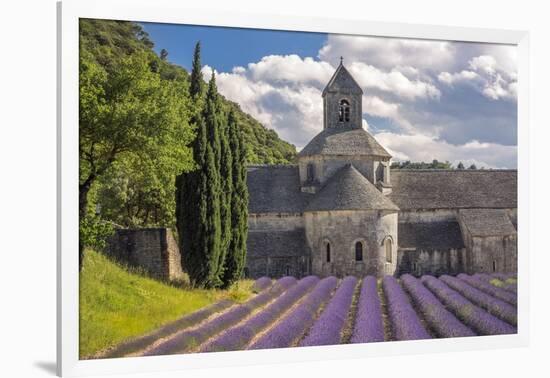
[{"xmin": 138, "ymin": 273, "xmax": 517, "ymax": 357}]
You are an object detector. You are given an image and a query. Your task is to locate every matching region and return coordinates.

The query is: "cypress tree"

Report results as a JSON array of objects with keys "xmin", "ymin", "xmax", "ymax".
[
  {"xmin": 176, "ymin": 41, "xmax": 204, "ymax": 261},
  {"xmin": 222, "ymin": 109, "xmax": 249, "ymax": 287},
  {"xmin": 218, "ymin": 106, "xmax": 233, "ymax": 282},
  {"xmin": 189, "ymin": 41, "xmax": 204, "ymax": 100},
  {"xmin": 176, "ymin": 45, "xmax": 224, "ymax": 288}
]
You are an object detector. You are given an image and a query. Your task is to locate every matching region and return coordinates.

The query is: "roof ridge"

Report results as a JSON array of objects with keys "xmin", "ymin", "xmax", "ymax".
[
  {"xmin": 391, "ymin": 169, "xmax": 517, "ymax": 172},
  {"xmin": 247, "ymin": 164, "xmax": 298, "ymax": 168}
]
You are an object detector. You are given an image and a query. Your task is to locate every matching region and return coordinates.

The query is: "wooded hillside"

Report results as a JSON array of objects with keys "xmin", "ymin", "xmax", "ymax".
[{"xmin": 79, "ymin": 19, "xmax": 296, "ymax": 232}]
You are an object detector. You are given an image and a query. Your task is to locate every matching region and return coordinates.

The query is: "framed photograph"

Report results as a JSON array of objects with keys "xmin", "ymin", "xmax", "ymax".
[{"xmin": 58, "ymin": 0, "xmax": 529, "ymax": 376}]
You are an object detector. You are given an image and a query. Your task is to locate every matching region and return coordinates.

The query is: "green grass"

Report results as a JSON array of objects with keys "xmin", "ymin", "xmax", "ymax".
[
  {"xmin": 79, "ymin": 249, "xmax": 254, "ymax": 358},
  {"xmin": 489, "ymin": 278, "xmax": 517, "ymax": 287}
]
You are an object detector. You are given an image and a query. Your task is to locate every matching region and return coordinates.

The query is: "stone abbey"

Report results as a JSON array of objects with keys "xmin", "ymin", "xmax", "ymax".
[
  {"xmin": 245, "ymin": 61, "xmax": 517, "ymax": 279},
  {"xmin": 106, "ymin": 61, "xmax": 517, "ymax": 281}
]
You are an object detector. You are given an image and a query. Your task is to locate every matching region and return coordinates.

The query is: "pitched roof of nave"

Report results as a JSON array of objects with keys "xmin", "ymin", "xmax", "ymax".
[
  {"xmin": 298, "ymin": 126, "xmax": 392, "ymax": 158},
  {"xmin": 305, "ymin": 164, "xmax": 399, "ymax": 212},
  {"xmin": 247, "ymin": 166, "xmax": 517, "ymax": 214},
  {"xmin": 458, "ymin": 208, "xmax": 517, "ymax": 237},
  {"xmin": 389, "ymin": 169, "xmax": 517, "ymax": 210},
  {"xmin": 246, "ymin": 165, "xmax": 309, "ymax": 213}
]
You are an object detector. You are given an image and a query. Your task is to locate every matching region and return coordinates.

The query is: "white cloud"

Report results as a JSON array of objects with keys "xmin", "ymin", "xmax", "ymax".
[
  {"xmin": 437, "ymin": 70, "xmax": 479, "ymax": 85},
  {"xmin": 469, "ymin": 55, "xmax": 497, "ymax": 75},
  {"xmin": 438, "ymin": 55, "xmax": 517, "ymax": 101},
  {"xmin": 203, "ymin": 63, "xmax": 324, "ymax": 147},
  {"xmin": 362, "ymin": 96, "xmax": 413, "ymax": 131},
  {"xmin": 319, "ymin": 35, "xmax": 455, "ymax": 71},
  {"xmin": 349, "ymin": 62, "xmax": 441, "ymax": 100},
  {"xmin": 245, "ymin": 55, "xmax": 334, "ymax": 88},
  {"xmin": 375, "ymin": 132, "xmax": 517, "ymax": 168}
]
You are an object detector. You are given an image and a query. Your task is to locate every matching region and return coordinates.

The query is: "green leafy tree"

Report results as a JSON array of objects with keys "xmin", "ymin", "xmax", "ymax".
[
  {"xmin": 222, "ymin": 110, "xmax": 249, "ymax": 287},
  {"xmin": 79, "ymin": 23, "xmax": 193, "ymax": 266}
]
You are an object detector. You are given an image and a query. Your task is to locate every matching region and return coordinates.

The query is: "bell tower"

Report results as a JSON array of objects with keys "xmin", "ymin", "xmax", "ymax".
[{"xmin": 322, "ymin": 58, "xmax": 363, "ymax": 130}]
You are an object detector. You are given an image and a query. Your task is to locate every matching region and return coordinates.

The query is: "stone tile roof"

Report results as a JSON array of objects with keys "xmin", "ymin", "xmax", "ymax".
[
  {"xmin": 298, "ymin": 127, "xmax": 391, "ymax": 157},
  {"xmin": 398, "ymin": 221, "xmax": 465, "ymax": 250},
  {"xmin": 458, "ymin": 209, "xmax": 517, "ymax": 237},
  {"xmin": 247, "ymin": 167, "xmax": 517, "ymax": 214},
  {"xmin": 247, "ymin": 165, "xmax": 308, "ymax": 213},
  {"xmin": 247, "ymin": 229, "xmax": 310, "ymax": 257},
  {"xmin": 322, "ymin": 63, "xmax": 363, "ymax": 96},
  {"xmin": 305, "ymin": 164, "xmax": 399, "ymax": 212},
  {"xmin": 390, "ymin": 170, "xmax": 517, "ymax": 210}
]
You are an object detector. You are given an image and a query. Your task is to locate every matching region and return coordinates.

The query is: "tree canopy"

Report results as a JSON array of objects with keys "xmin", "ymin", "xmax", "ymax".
[{"xmin": 79, "ymin": 19, "xmax": 296, "ymax": 235}]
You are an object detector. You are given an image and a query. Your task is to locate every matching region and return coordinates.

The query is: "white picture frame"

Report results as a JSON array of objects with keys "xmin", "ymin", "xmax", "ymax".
[{"xmin": 57, "ymin": 0, "xmax": 530, "ymax": 376}]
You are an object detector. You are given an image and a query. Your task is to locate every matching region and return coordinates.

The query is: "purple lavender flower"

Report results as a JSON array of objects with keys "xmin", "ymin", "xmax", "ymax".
[
  {"xmin": 251, "ymin": 277, "xmax": 273, "ymax": 293},
  {"xmin": 440, "ymin": 275, "xmax": 517, "ymax": 326},
  {"xmin": 248, "ymin": 276, "xmax": 338, "ymax": 350},
  {"xmin": 300, "ymin": 276, "xmax": 358, "ymax": 346},
  {"xmin": 401, "ymin": 274, "xmax": 475, "ymax": 338},
  {"xmin": 350, "ymin": 276, "xmax": 385, "ymax": 343},
  {"xmin": 457, "ymin": 274, "xmax": 517, "ymax": 306},
  {"xmin": 201, "ymin": 276, "xmax": 320, "ymax": 352},
  {"xmin": 382, "ymin": 276, "xmax": 431, "ymax": 341},
  {"xmin": 421, "ymin": 275, "xmax": 516, "ymax": 335},
  {"xmin": 141, "ymin": 276, "xmax": 298, "ymax": 356}
]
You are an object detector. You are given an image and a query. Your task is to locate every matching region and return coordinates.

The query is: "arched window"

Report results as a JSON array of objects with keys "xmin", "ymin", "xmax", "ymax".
[
  {"xmin": 338, "ymin": 99, "xmax": 350, "ymax": 122},
  {"xmin": 376, "ymin": 163, "xmax": 385, "ymax": 183},
  {"xmin": 307, "ymin": 163, "xmax": 315, "ymax": 182},
  {"xmin": 355, "ymin": 242, "xmax": 363, "ymax": 261},
  {"xmin": 385, "ymin": 238, "xmax": 393, "ymax": 263},
  {"xmin": 492, "ymin": 260, "xmax": 497, "ymax": 272},
  {"xmin": 326, "ymin": 243, "xmax": 331, "ymax": 263}
]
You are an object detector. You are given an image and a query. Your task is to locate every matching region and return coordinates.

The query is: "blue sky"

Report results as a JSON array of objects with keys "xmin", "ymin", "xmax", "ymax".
[
  {"xmin": 141, "ymin": 22, "xmax": 327, "ymax": 72},
  {"xmin": 140, "ymin": 22, "xmax": 518, "ymax": 169}
]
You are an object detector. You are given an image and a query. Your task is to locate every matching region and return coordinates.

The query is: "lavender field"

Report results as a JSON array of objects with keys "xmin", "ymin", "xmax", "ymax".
[{"xmin": 100, "ymin": 273, "xmax": 517, "ymax": 358}]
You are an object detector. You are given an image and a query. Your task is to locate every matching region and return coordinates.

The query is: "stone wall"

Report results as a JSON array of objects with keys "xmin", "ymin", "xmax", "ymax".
[
  {"xmin": 397, "ymin": 248, "xmax": 469, "ymax": 277},
  {"xmin": 298, "ymin": 155, "xmax": 390, "ymax": 188},
  {"xmin": 323, "ymin": 91, "xmax": 362, "ymax": 130},
  {"xmin": 248, "ymin": 213, "xmax": 304, "ymax": 231},
  {"xmin": 305, "ymin": 209, "xmax": 398, "ymax": 277},
  {"xmin": 464, "ymin": 234, "xmax": 517, "ymax": 273},
  {"xmin": 105, "ymin": 228, "xmax": 184, "ymax": 282},
  {"xmin": 246, "ymin": 255, "xmax": 310, "ymax": 279}
]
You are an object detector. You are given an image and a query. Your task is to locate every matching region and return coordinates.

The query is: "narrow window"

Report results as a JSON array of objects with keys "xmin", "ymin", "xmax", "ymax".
[
  {"xmin": 326, "ymin": 243, "xmax": 331, "ymax": 263},
  {"xmin": 339, "ymin": 99, "xmax": 350, "ymax": 122},
  {"xmin": 492, "ymin": 260, "xmax": 497, "ymax": 272},
  {"xmin": 307, "ymin": 163, "xmax": 315, "ymax": 182},
  {"xmin": 385, "ymin": 238, "xmax": 392, "ymax": 263},
  {"xmin": 285, "ymin": 265, "xmax": 291, "ymax": 276},
  {"xmin": 243, "ymin": 267, "xmax": 250, "ymax": 278},
  {"xmin": 412, "ymin": 262, "xmax": 417, "ymax": 272},
  {"xmin": 355, "ymin": 242, "xmax": 363, "ymax": 261}
]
